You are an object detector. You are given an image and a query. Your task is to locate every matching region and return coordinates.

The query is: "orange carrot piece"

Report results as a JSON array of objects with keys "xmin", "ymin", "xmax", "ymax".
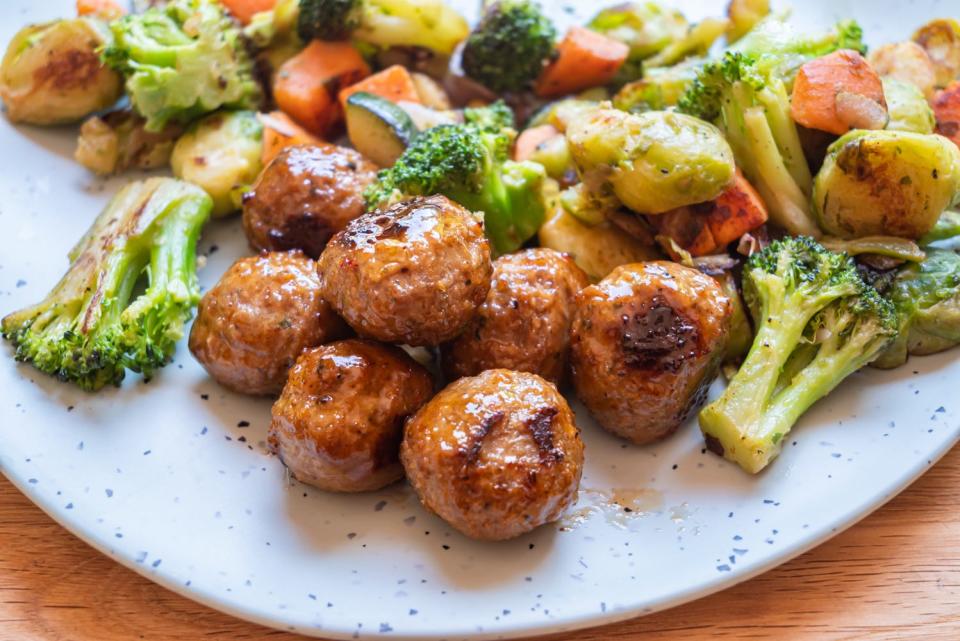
[
  {"xmin": 648, "ymin": 208, "xmax": 717, "ymax": 257},
  {"xmin": 933, "ymin": 81, "xmax": 960, "ymax": 148},
  {"xmin": 274, "ymin": 40, "xmax": 370, "ymax": 137},
  {"xmin": 76, "ymin": 0, "xmax": 125, "ymax": 19},
  {"xmin": 337, "ymin": 65, "xmax": 422, "ymax": 110},
  {"xmin": 514, "ymin": 124, "xmax": 559, "ymax": 162},
  {"xmin": 220, "ymin": 0, "xmax": 277, "ymax": 25},
  {"xmin": 705, "ymin": 171, "xmax": 768, "ymax": 247},
  {"xmin": 790, "ymin": 49, "xmax": 887, "ymax": 136},
  {"xmin": 260, "ymin": 111, "xmax": 324, "ymax": 165},
  {"xmin": 535, "ymin": 27, "xmax": 629, "ymax": 98}
]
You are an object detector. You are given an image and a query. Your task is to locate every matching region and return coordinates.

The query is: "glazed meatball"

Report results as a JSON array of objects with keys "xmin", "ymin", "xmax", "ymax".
[
  {"xmin": 441, "ymin": 248, "xmax": 588, "ymax": 383},
  {"xmin": 269, "ymin": 340, "xmax": 434, "ymax": 492},
  {"xmin": 318, "ymin": 195, "xmax": 492, "ymax": 347},
  {"xmin": 242, "ymin": 144, "xmax": 377, "ymax": 258},
  {"xmin": 189, "ymin": 251, "xmax": 349, "ymax": 395},
  {"xmin": 401, "ymin": 369, "xmax": 584, "ymax": 541},
  {"xmin": 570, "ymin": 262, "xmax": 731, "ymax": 445}
]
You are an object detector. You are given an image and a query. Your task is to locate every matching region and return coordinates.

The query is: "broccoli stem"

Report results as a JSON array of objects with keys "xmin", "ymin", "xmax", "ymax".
[{"xmin": 756, "ymin": 83, "xmax": 812, "ymax": 195}]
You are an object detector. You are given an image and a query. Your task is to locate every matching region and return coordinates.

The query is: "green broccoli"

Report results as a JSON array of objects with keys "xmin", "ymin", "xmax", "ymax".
[
  {"xmin": 679, "ymin": 51, "xmax": 818, "ymax": 237},
  {"xmin": 2, "ymin": 179, "xmax": 212, "ymax": 391},
  {"xmin": 364, "ymin": 103, "xmax": 547, "ymax": 255},
  {"xmin": 103, "ymin": 0, "xmax": 261, "ymax": 132},
  {"xmin": 296, "ymin": 0, "xmax": 469, "ymax": 57},
  {"xmin": 461, "ymin": 0, "xmax": 557, "ymax": 94},
  {"xmin": 873, "ymin": 248, "xmax": 960, "ymax": 369},
  {"xmin": 699, "ymin": 237, "xmax": 898, "ymax": 473}
]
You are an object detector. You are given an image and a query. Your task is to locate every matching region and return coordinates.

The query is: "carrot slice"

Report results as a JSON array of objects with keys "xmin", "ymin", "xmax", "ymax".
[
  {"xmin": 338, "ymin": 65, "xmax": 422, "ymax": 110},
  {"xmin": 791, "ymin": 49, "xmax": 887, "ymax": 136},
  {"xmin": 220, "ymin": 0, "xmax": 277, "ymax": 25},
  {"xmin": 933, "ymin": 81, "xmax": 960, "ymax": 148},
  {"xmin": 705, "ymin": 170, "xmax": 769, "ymax": 247},
  {"xmin": 260, "ymin": 111, "xmax": 324, "ymax": 166},
  {"xmin": 76, "ymin": 0, "xmax": 125, "ymax": 19},
  {"xmin": 514, "ymin": 124, "xmax": 559, "ymax": 162},
  {"xmin": 274, "ymin": 40, "xmax": 370, "ymax": 137},
  {"xmin": 535, "ymin": 27, "xmax": 629, "ymax": 98}
]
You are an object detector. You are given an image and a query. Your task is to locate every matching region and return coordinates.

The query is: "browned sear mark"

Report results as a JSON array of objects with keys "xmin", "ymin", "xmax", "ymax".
[
  {"xmin": 464, "ymin": 411, "xmax": 505, "ymax": 464},
  {"xmin": 526, "ymin": 406, "xmax": 562, "ymax": 464},
  {"xmin": 621, "ymin": 296, "xmax": 699, "ymax": 373}
]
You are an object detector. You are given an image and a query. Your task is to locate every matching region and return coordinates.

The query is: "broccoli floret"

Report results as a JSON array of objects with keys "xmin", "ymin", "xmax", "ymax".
[
  {"xmin": 679, "ymin": 51, "xmax": 818, "ymax": 237},
  {"xmin": 1, "ymin": 179, "xmax": 212, "ymax": 391},
  {"xmin": 461, "ymin": 0, "xmax": 557, "ymax": 93},
  {"xmin": 103, "ymin": 0, "xmax": 261, "ymax": 132},
  {"xmin": 699, "ymin": 237, "xmax": 897, "ymax": 473},
  {"xmin": 364, "ymin": 104, "xmax": 547, "ymax": 254},
  {"xmin": 297, "ymin": 0, "xmax": 361, "ymax": 41},
  {"xmin": 296, "ymin": 0, "xmax": 468, "ymax": 56}
]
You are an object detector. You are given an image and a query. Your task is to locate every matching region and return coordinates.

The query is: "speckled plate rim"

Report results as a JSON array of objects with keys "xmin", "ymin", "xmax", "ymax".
[{"xmin": 4, "ymin": 406, "xmax": 957, "ymax": 641}]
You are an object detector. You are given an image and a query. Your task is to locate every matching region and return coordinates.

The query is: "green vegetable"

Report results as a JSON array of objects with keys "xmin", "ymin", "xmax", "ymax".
[
  {"xmin": 874, "ymin": 249, "xmax": 960, "ymax": 368},
  {"xmin": 613, "ymin": 58, "xmax": 702, "ymax": 112},
  {"xmin": 296, "ymin": 0, "xmax": 469, "ymax": 57},
  {"xmin": 813, "ymin": 130, "xmax": 960, "ymax": 239},
  {"xmin": 103, "ymin": 0, "xmax": 261, "ymax": 132},
  {"xmin": 644, "ymin": 18, "xmax": 728, "ymax": 68},
  {"xmin": 345, "ymin": 92, "xmax": 419, "ymax": 167},
  {"xmin": 883, "ymin": 78, "xmax": 936, "ymax": 134},
  {"xmin": 919, "ymin": 210, "xmax": 960, "ymax": 245},
  {"xmin": 586, "ymin": 2, "xmax": 688, "ymax": 85},
  {"xmin": 565, "ymin": 107, "xmax": 735, "ymax": 215},
  {"xmin": 820, "ymin": 236, "xmax": 926, "ymax": 263},
  {"xmin": 525, "ymin": 133, "xmax": 573, "ymax": 182},
  {"xmin": 170, "ymin": 110, "xmax": 264, "ymax": 217},
  {"xmin": 1, "ymin": 178, "xmax": 212, "ymax": 391},
  {"xmin": 0, "ymin": 18, "xmax": 122, "ymax": 125},
  {"xmin": 364, "ymin": 102, "xmax": 547, "ymax": 255},
  {"xmin": 699, "ymin": 236, "xmax": 898, "ymax": 473},
  {"xmin": 461, "ymin": 0, "xmax": 557, "ymax": 93},
  {"xmin": 679, "ymin": 51, "xmax": 818, "ymax": 236}
]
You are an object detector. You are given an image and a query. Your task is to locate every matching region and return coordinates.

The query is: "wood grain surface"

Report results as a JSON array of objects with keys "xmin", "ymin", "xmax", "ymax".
[{"xmin": 2, "ymin": 445, "xmax": 959, "ymax": 641}]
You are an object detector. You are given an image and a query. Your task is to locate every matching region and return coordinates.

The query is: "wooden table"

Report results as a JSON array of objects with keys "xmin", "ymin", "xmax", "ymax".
[{"xmin": 2, "ymin": 446, "xmax": 959, "ymax": 641}]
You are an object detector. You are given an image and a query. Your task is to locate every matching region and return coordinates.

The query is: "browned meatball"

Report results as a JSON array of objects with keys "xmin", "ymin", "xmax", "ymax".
[
  {"xmin": 269, "ymin": 340, "xmax": 434, "ymax": 492},
  {"xmin": 401, "ymin": 369, "xmax": 584, "ymax": 541},
  {"xmin": 570, "ymin": 262, "xmax": 731, "ymax": 445},
  {"xmin": 189, "ymin": 251, "xmax": 349, "ymax": 396},
  {"xmin": 318, "ymin": 195, "xmax": 492, "ymax": 347},
  {"xmin": 441, "ymin": 248, "xmax": 588, "ymax": 383},
  {"xmin": 242, "ymin": 144, "xmax": 377, "ymax": 258}
]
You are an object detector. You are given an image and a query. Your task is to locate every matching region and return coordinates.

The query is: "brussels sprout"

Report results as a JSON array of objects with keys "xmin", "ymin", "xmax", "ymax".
[
  {"xmin": 613, "ymin": 59, "xmax": 701, "ymax": 113},
  {"xmin": 527, "ymin": 97, "xmax": 604, "ymax": 132},
  {"xmin": 873, "ymin": 248, "xmax": 960, "ymax": 368},
  {"xmin": 537, "ymin": 206, "xmax": 661, "ymax": 281},
  {"xmin": 883, "ymin": 78, "xmax": 936, "ymax": 134},
  {"xmin": 0, "ymin": 19, "xmax": 122, "ymax": 125},
  {"xmin": 566, "ymin": 108, "xmax": 735, "ymax": 215},
  {"xmin": 913, "ymin": 19, "xmax": 960, "ymax": 89},
  {"xmin": 76, "ymin": 110, "xmax": 184, "ymax": 176},
  {"xmin": 813, "ymin": 130, "xmax": 960, "ymax": 239},
  {"xmin": 644, "ymin": 18, "xmax": 728, "ymax": 68},
  {"xmin": 587, "ymin": 2, "xmax": 688, "ymax": 84},
  {"xmin": 525, "ymin": 133, "xmax": 574, "ymax": 183},
  {"xmin": 171, "ymin": 111, "xmax": 264, "ymax": 218}
]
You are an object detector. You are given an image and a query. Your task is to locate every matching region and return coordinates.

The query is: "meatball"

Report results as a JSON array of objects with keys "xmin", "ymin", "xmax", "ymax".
[
  {"xmin": 401, "ymin": 369, "xmax": 584, "ymax": 541},
  {"xmin": 242, "ymin": 144, "xmax": 377, "ymax": 258},
  {"xmin": 269, "ymin": 340, "xmax": 434, "ymax": 492},
  {"xmin": 570, "ymin": 262, "xmax": 731, "ymax": 444},
  {"xmin": 318, "ymin": 195, "xmax": 492, "ymax": 347},
  {"xmin": 189, "ymin": 251, "xmax": 349, "ymax": 395},
  {"xmin": 441, "ymin": 248, "xmax": 588, "ymax": 383}
]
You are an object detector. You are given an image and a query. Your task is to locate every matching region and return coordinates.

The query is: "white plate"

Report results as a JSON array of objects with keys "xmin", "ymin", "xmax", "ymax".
[{"xmin": 1, "ymin": 1, "xmax": 958, "ymax": 639}]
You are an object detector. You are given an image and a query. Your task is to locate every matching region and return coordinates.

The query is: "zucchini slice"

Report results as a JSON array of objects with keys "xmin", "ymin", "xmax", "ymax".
[{"xmin": 344, "ymin": 92, "xmax": 419, "ymax": 167}]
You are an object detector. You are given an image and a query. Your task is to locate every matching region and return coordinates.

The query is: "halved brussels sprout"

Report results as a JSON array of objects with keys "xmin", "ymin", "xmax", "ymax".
[
  {"xmin": 883, "ymin": 78, "xmax": 936, "ymax": 134},
  {"xmin": 813, "ymin": 130, "xmax": 960, "ymax": 239},
  {"xmin": 0, "ymin": 19, "xmax": 122, "ymax": 125},
  {"xmin": 170, "ymin": 110, "xmax": 264, "ymax": 218},
  {"xmin": 566, "ymin": 108, "xmax": 735, "ymax": 214}
]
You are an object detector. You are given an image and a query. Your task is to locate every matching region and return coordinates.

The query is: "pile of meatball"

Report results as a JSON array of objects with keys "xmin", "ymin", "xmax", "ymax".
[{"xmin": 189, "ymin": 144, "xmax": 733, "ymax": 541}]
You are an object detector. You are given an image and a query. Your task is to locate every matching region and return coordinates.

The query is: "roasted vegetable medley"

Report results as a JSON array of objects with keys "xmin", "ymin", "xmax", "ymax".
[{"xmin": 4, "ymin": 0, "xmax": 960, "ymax": 541}]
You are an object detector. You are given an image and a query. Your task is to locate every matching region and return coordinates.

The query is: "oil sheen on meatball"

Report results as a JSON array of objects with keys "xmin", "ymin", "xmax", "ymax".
[
  {"xmin": 318, "ymin": 195, "xmax": 492, "ymax": 347},
  {"xmin": 401, "ymin": 369, "xmax": 584, "ymax": 540},
  {"xmin": 242, "ymin": 144, "xmax": 377, "ymax": 258},
  {"xmin": 441, "ymin": 248, "xmax": 588, "ymax": 383},
  {"xmin": 269, "ymin": 339, "xmax": 434, "ymax": 492},
  {"xmin": 570, "ymin": 261, "xmax": 731, "ymax": 444},
  {"xmin": 189, "ymin": 251, "xmax": 350, "ymax": 396}
]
